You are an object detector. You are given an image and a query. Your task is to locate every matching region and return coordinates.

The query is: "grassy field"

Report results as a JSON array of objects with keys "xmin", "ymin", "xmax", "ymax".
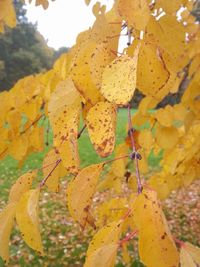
[{"xmin": 0, "ymin": 109, "xmax": 199, "ymax": 266}]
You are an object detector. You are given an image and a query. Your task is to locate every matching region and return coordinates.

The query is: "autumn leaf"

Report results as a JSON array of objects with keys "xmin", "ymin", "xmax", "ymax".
[
  {"xmin": 42, "ymin": 149, "xmax": 67, "ymax": 192},
  {"xmin": 9, "ymin": 170, "xmax": 37, "ymax": 203},
  {"xmin": 100, "ymin": 48, "xmax": 139, "ymax": 105},
  {"xmin": 180, "ymin": 247, "xmax": 196, "ymax": 267},
  {"xmin": 86, "ymin": 101, "xmax": 117, "ymax": 157},
  {"xmin": 117, "ymin": 0, "xmax": 150, "ymax": 30},
  {"xmin": 16, "ymin": 189, "xmax": 44, "ymax": 254},
  {"xmin": 48, "ymin": 79, "xmax": 81, "ymax": 147},
  {"xmin": 0, "ymin": 203, "xmax": 16, "ymax": 265},
  {"xmin": 184, "ymin": 242, "xmax": 200, "ymax": 265},
  {"xmin": 84, "ymin": 221, "xmax": 122, "ymax": 267},
  {"xmin": 67, "ymin": 164, "xmax": 103, "ymax": 228},
  {"xmin": 132, "ymin": 189, "xmax": 179, "ymax": 267}
]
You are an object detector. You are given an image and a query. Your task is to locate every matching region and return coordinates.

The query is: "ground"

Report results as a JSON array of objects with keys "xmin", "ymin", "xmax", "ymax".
[{"xmin": 0, "ymin": 109, "xmax": 199, "ymax": 267}]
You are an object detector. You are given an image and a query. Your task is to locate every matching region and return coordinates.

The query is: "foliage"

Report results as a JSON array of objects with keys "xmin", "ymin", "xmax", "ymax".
[{"xmin": 0, "ymin": 0, "xmax": 200, "ymax": 266}]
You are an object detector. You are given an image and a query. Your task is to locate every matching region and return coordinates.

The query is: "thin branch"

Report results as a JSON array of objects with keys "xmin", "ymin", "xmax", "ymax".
[{"xmin": 127, "ymin": 105, "xmax": 143, "ymax": 194}]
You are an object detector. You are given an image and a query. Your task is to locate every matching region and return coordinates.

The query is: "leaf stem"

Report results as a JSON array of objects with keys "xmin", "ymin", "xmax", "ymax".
[
  {"xmin": 127, "ymin": 104, "xmax": 143, "ymax": 194},
  {"xmin": 104, "ymin": 154, "xmax": 129, "ymax": 165},
  {"xmin": 39, "ymin": 159, "xmax": 62, "ymax": 188},
  {"xmin": 77, "ymin": 124, "xmax": 86, "ymax": 138},
  {"xmin": 39, "ymin": 125, "xmax": 86, "ymax": 188},
  {"xmin": 21, "ymin": 114, "xmax": 44, "ymax": 135},
  {"xmin": 173, "ymin": 237, "xmax": 185, "ymax": 247},
  {"xmin": 118, "ymin": 230, "xmax": 138, "ymax": 246}
]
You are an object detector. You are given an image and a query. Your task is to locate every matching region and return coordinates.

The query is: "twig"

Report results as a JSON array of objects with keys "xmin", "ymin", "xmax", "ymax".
[
  {"xmin": 77, "ymin": 124, "xmax": 86, "ymax": 138},
  {"xmin": 173, "ymin": 237, "xmax": 185, "ymax": 247},
  {"xmin": 110, "ymin": 49, "xmax": 125, "ymax": 56},
  {"xmin": 39, "ymin": 125, "xmax": 86, "ymax": 188},
  {"xmin": 104, "ymin": 154, "xmax": 129, "ymax": 165},
  {"xmin": 127, "ymin": 105, "xmax": 143, "ymax": 194},
  {"xmin": 21, "ymin": 114, "xmax": 44, "ymax": 135},
  {"xmin": 119, "ymin": 230, "xmax": 138, "ymax": 246},
  {"xmin": 39, "ymin": 159, "xmax": 62, "ymax": 188}
]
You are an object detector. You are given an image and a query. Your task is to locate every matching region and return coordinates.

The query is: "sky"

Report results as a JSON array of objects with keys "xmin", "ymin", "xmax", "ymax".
[{"xmin": 25, "ymin": 0, "xmax": 114, "ymax": 50}]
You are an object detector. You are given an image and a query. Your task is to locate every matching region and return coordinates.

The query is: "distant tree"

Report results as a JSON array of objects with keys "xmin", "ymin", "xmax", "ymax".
[
  {"xmin": 53, "ymin": 46, "xmax": 69, "ymax": 61},
  {"xmin": 192, "ymin": 0, "xmax": 200, "ymax": 21},
  {"xmin": 0, "ymin": 0, "xmax": 55, "ymax": 91}
]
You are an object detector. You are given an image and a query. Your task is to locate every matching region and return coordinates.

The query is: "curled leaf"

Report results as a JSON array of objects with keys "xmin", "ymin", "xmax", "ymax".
[{"xmin": 9, "ymin": 170, "xmax": 37, "ymax": 203}]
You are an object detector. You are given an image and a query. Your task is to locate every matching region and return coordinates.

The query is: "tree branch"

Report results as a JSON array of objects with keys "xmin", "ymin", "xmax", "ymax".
[{"xmin": 127, "ymin": 104, "xmax": 143, "ymax": 194}]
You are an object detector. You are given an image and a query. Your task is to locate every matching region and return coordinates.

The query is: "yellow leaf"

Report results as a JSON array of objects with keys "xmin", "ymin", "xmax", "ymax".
[
  {"xmin": 9, "ymin": 170, "xmax": 37, "ymax": 203},
  {"xmin": 85, "ymin": 0, "xmax": 91, "ymax": 5},
  {"xmin": 95, "ymin": 198, "xmax": 128, "ymax": 227},
  {"xmin": 0, "ymin": 203, "xmax": 16, "ymax": 264},
  {"xmin": 132, "ymin": 189, "xmax": 179, "ymax": 267},
  {"xmin": 101, "ymin": 49, "xmax": 139, "ymax": 105},
  {"xmin": 138, "ymin": 150, "xmax": 149, "ymax": 174},
  {"xmin": 154, "ymin": 106, "xmax": 174, "ymax": 127},
  {"xmin": 184, "ymin": 242, "xmax": 200, "ymax": 265},
  {"xmin": 89, "ymin": 41, "xmax": 115, "ymax": 90},
  {"xmin": 29, "ymin": 126, "xmax": 44, "ymax": 152},
  {"xmin": 86, "ymin": 101, "xmax": 117, "ymax": 157},
  {"xmin": 6, "ymin": 110, "xmax": 21, "ymax": 134},
  {"xmin": 97, "ymin": 170, "xmax": 120, "ymax": 192},
  {"xmin": 16, "ymin": 189, "xmax": 44, "ymax": 254},
  {"xmin": 138, "ymin": 96, "xmax": 159, "ymax": 115},
  {"xmin": 84, "ymin": 221, "xmax": 122, "ymax": 266},
  {"xmin": 8, "ymin": 135, "xmax": 28, "ymax": 161},
  {"xmin": 137, "ymin": 42, "xmax": 170, "ymax": 97},
  {"xmin": 57, "ymin": 137, "xmax": 80, "ymax": 174},
  {"xmin": 146, "ymin": 15, "xmax": 188, "ymax": 72},
  {"xmin": 0, "ymin": 0, "xmax": 16, "ymax": 32},
  {"xmin": 138, "ymin": 129, "xmax": 154, "ymax": 149},
  {"xmin": 48, "ymin": 79, "xmax": 81, "ymax": 147},
  {"xmin": 156, "ymin": 125, "xmax": 179, "ymax": 150},
  {"xmin": 36, "ymin": 0, "xmax": 49, "ymax": 9},
  {"xmin": 87, "ymin": 221, "xmax": 122, "ymax": 255},
  {"xmin": 122, "ymin": 243, "xmax": 131, "ymax": 264},
  {"xmin": 42, "ymin": 149, "xmax": 67, "ymax": 192},
  {"xmin": 70, "ymin": 40, "xmax": 104, "ymax": 105},
  {"xmin": 91, "ymin": 6, "xmax": 121, "ymax": 51},
  {"xmin": 92, "ymin": 2, "xmax": 106, "ymax": 17},
  {"xmin": 117, "ymin": 0, "xmax": 150, "ymax": 30},
  {"xmin": 84, "ymin": 244, "xmax": 118, "ymax": 267},
  {"xmin": 53, "ymin": 51, "xmax": 74, "ymax": 80},
  {"xmin": 29, "ymin": 0, "xmax": 50, "ymax": 9},
  {"xmin": 155, "ymin": 0, "xmax": 185, "ymax": 14},
  {"xmin": 180, "ymin": 247, "xmax": 196, "ymax": 267},
  {"xmin": 67, "ymin": 164, "xmax": 103, "ymax": 228},
  {"xmin": 111, "ymin": 143, "xmax": 129, "ymax": 178}
]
